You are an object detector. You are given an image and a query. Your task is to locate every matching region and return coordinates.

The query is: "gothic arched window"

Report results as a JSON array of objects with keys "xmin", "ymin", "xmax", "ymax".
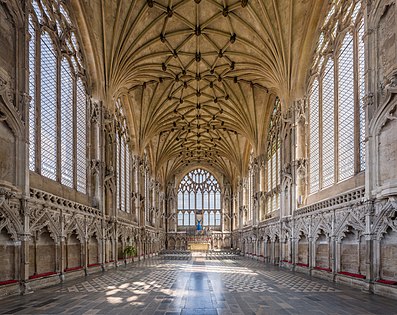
[
  {"xmin": 177, "ymin": 169, "xmax": 221, "ymax": 227},
  {"xmin": 115, "ymin": 101, "xmax": 131, "ymax": 213},
  {"xmin": 265, "ymin": 98, "xmax": 281, "ymax": 214},
  {"xmin": 28, "ymin": 0, "xmax": 88, "ymax": 193},
  {"xmin": 308, "ymin": 0, "xmax": 365, "ymax": 194}
]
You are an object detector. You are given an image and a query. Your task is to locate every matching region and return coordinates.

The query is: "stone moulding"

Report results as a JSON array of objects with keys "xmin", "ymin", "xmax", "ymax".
[
  {"xmin": 29, "ymin": 188, "xmax": 100, "ymax": 216},
  {"xmin": 295, "ymin": 186, "xmax": 366, "ymax": 216}
]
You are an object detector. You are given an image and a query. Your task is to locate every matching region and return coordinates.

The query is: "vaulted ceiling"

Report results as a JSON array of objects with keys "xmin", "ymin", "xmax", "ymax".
[{"xmin": 71, "ymin": 0, "xmax": 327, "ymax": 185}]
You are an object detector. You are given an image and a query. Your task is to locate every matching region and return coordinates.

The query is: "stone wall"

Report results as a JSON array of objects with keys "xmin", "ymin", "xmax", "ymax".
[{"xmin": 0, "ymin": 0, "xmax": 166, "ymax": 296}]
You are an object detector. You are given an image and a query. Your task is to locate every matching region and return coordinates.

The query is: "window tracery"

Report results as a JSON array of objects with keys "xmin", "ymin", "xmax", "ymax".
[
  {"xmin": 28, "ymin": 0, "xmax": 88, "ymax": 193},
  {"xmin": 308, "ymin": 0, "xmax": 365, "ymax": 194},
  {"xmin": 265, "ymin": 98, "xmax": 281, "ymax": 214},
  {"xmin": 177, "ymin": 169, "xmax": 221, "ymax": 227},
  {"xmin": 115, "ymin": 101, "xmax": 131, "ymax": 213}
]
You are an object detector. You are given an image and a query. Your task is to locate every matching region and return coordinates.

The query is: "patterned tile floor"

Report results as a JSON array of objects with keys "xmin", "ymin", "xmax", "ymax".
[{"xmin": 0, "ymin": 256, "xmax": 396, "ymax": 315}]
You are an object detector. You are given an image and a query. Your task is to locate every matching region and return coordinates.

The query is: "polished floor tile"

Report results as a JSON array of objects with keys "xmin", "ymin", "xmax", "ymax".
[{"xmin": 0, "ymin": 256, "xmax": 396, "ymax": 315}]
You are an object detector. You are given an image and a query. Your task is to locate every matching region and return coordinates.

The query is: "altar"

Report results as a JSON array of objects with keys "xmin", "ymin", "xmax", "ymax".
[
  {"xmin": 186, "ymin": 233, "xmax": 211, "ymax": 251},
  {"xmin": 188, "ymin": 242, "xmax": 209, "ymax": 251}
]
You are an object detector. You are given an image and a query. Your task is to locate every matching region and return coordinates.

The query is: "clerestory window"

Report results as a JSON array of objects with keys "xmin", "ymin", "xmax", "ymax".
[
  {"xmin": 309, "ymin": 0, "xmax": 365, "ymax": 194},
  {"xmin": 28, "ymin": 0, "xmax": 88, "ymax": 193}
]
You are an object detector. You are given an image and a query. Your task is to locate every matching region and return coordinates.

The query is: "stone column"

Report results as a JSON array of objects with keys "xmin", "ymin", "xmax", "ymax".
[
  {"xmin": 335, "ymin": 240, "xmax": 341, "ymax": 274},
  {"xmin": 293, "ymin": 236, "xmax": 299, "ymax": 270},
  {"xmin": 90, "ymin": 100, "xmax": 103, "ymax": 211},
  {"xmin": 18, "ymin": 196, "xmax": 32, "ymax": 294},
  {"xmin": 132, "ymin": 155, "xmax": 141, "ymax": 222},
  {"xmin": 271, "ymin": 239, "xmax": 275, "ymax": 264},
  {"xmin": 364, "ymin": 201, "xmax": 375, "ymax": 287},
  {"xmin": 252, "ymin": 159, "xmax": 259, "ymax": 225},
  {"xmin": 294, "ymin": 99, "xmax": 308, "ymax": 209},
  {"xmin": 308, "ymin": 236, "xmax": 314, "ymax": 270}
]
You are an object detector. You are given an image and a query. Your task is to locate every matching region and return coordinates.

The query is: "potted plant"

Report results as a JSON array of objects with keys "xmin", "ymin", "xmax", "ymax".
[{"xmin": 123, "ymin": 245, "xmax": 137, "ymax": 264}]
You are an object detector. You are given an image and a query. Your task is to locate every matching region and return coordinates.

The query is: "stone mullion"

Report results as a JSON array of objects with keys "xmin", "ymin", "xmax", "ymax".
[
  {"xmin": 56, "ymin": 53, "xmax": 61, "ymax": 182},
  {"xmin": 72, "ymin": 72, "xmax": 78, "ymax": 189},
  {"xmin": 334, "ymin": 51, "xmax": 339, "ymax": 184},
  {"xmin": 36, "ymin": 28, "xmax": 42, "ymax": 174},
  {"xmin": 318, "ymin": 73, "xmax": 323, "ymax": 191},
  {"xmin": 353, "ymin": 24, "xmax": 361, "ymax": 175}
]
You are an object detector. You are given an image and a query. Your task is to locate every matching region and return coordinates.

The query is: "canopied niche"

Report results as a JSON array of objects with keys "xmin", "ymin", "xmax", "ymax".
[
  {"xmin": 315, "ymin": 231, "xmax": 329, "ymax": 269},
  {"xmin": 0, "ymin": 228, "xmax": 16, "ymax": 281},
  {"xmin": 340, "ymin": 227, "xmax": 359, "ymax": 274},
  {"xmin": 66, "ymin": 231, "xmax": 81, "ymax": 269},
  {"xmin": 380, "ymin": 228, "xmax": 397, "ymax": 281},
  {"xmin": 297, "ymin": 233, "xmax": 309, "ymax": 265},
  {"xmin": 88, "ymin": 235, "xmax": 98, "ymax": 266}
]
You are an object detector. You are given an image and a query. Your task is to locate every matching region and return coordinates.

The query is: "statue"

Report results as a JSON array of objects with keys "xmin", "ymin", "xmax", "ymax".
[{"xmin": 196, "ymin": 219, "xmax": 202, "ymax": 231}]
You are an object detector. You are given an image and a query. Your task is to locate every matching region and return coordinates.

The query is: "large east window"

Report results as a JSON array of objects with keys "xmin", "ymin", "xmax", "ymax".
[
  {"xmin": 28, "ymin": 0, "xmax": 88, "ymax": 193},
  {"xmin": 309, "ymin": 1, "xmax": 365, "ymax": 194},
  {"xmin": 177, "ymin": 169, "xmax": 221, "ymax": 227}
]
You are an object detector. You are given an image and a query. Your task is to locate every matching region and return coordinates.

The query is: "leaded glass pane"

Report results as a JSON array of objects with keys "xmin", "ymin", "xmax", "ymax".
[
  {"xmin": 215, "ymin": 192, "xmax": 221, "ymax": 208},
  {"xmin": 196, "ymin": 190, "xmax": 202, "ymax": 209},
  {"xmin": 322, "ymin": 60, "xmax": 335, "ymax": 188},
  {"xmin": 178, "ymin": 192, "xmax": 183, "ymax": 209},
  {"xmin": 271, "ymin": 153, "xmax": 276, "ymax": 190},
  {"xmin": 126, "ymin": 146, "xmax": 130, "ymax": 213},
  {"xmin": 28, "ymin": 18, "xmax": 36, "ymax": 172},
  {"xmin": 215, "ymin": 211, "xmax": 221, "ymax": 225},
  {"xmin": 40, "ymin": 32, "xmax": 57, "ymax": 180},
  {"xmin": 177, "ymin": 169, "xmax": 221, "ymax": 226},
  {"xmin": 189, "ymin": 192, "xmax": 195, "ymax": 210},
  {"xmin": 204, "ymin": 192, "xmax": 209, "ymax": 209},
  {"xmin": 209, "ymin": 212, "xmax": 215, "ymax": 225},
  {"xmin": 60, "ymin": 58, "xmax": 74, "ymax": 187},
  {"xmin": 120, "ymin": 137, "xmax": 125, "ymax": 211},
  {"xmin": 310, "ymin": 80, "xmax": 320, "ymax": 193},
  {"xmin": 184, "ymin": 193, "xmax": 189, "ymax": 209},
  {"xmin": 204, "ymin": 211, "xmax": 209, "ymax": 225},
  {"xmin": 116, "ymin": 136, "xmax": 120, "ymax": 210},
  {"xmin": 189, "ymin": 212, "xmax": 195, "ymax": 226},
  {"xmin": 338, "ymin": 34, "xmax": 355, "ymax": 181},
  {"xmin": 29, "ymin": 0, "xmax": 89, "ymax": 194},
  {"xmin": 76, "ymin": 79, "xmax": 86, "ymax": 193},
  {"xmin": 209, "ymin": 191, "xmax": 215, "ymax": 209},
  {"xmin": 358, "ymin": 19, "xmax": 366, "ymax": 171},
  {"xmin": 178, "ymin": 212, "xmax": 183, "ymax": 225}
]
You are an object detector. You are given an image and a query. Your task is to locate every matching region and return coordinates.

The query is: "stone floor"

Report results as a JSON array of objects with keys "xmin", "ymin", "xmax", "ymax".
[{"xmin": 0, "ymin": 255, "xmax": 396, "ymax": 315}]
